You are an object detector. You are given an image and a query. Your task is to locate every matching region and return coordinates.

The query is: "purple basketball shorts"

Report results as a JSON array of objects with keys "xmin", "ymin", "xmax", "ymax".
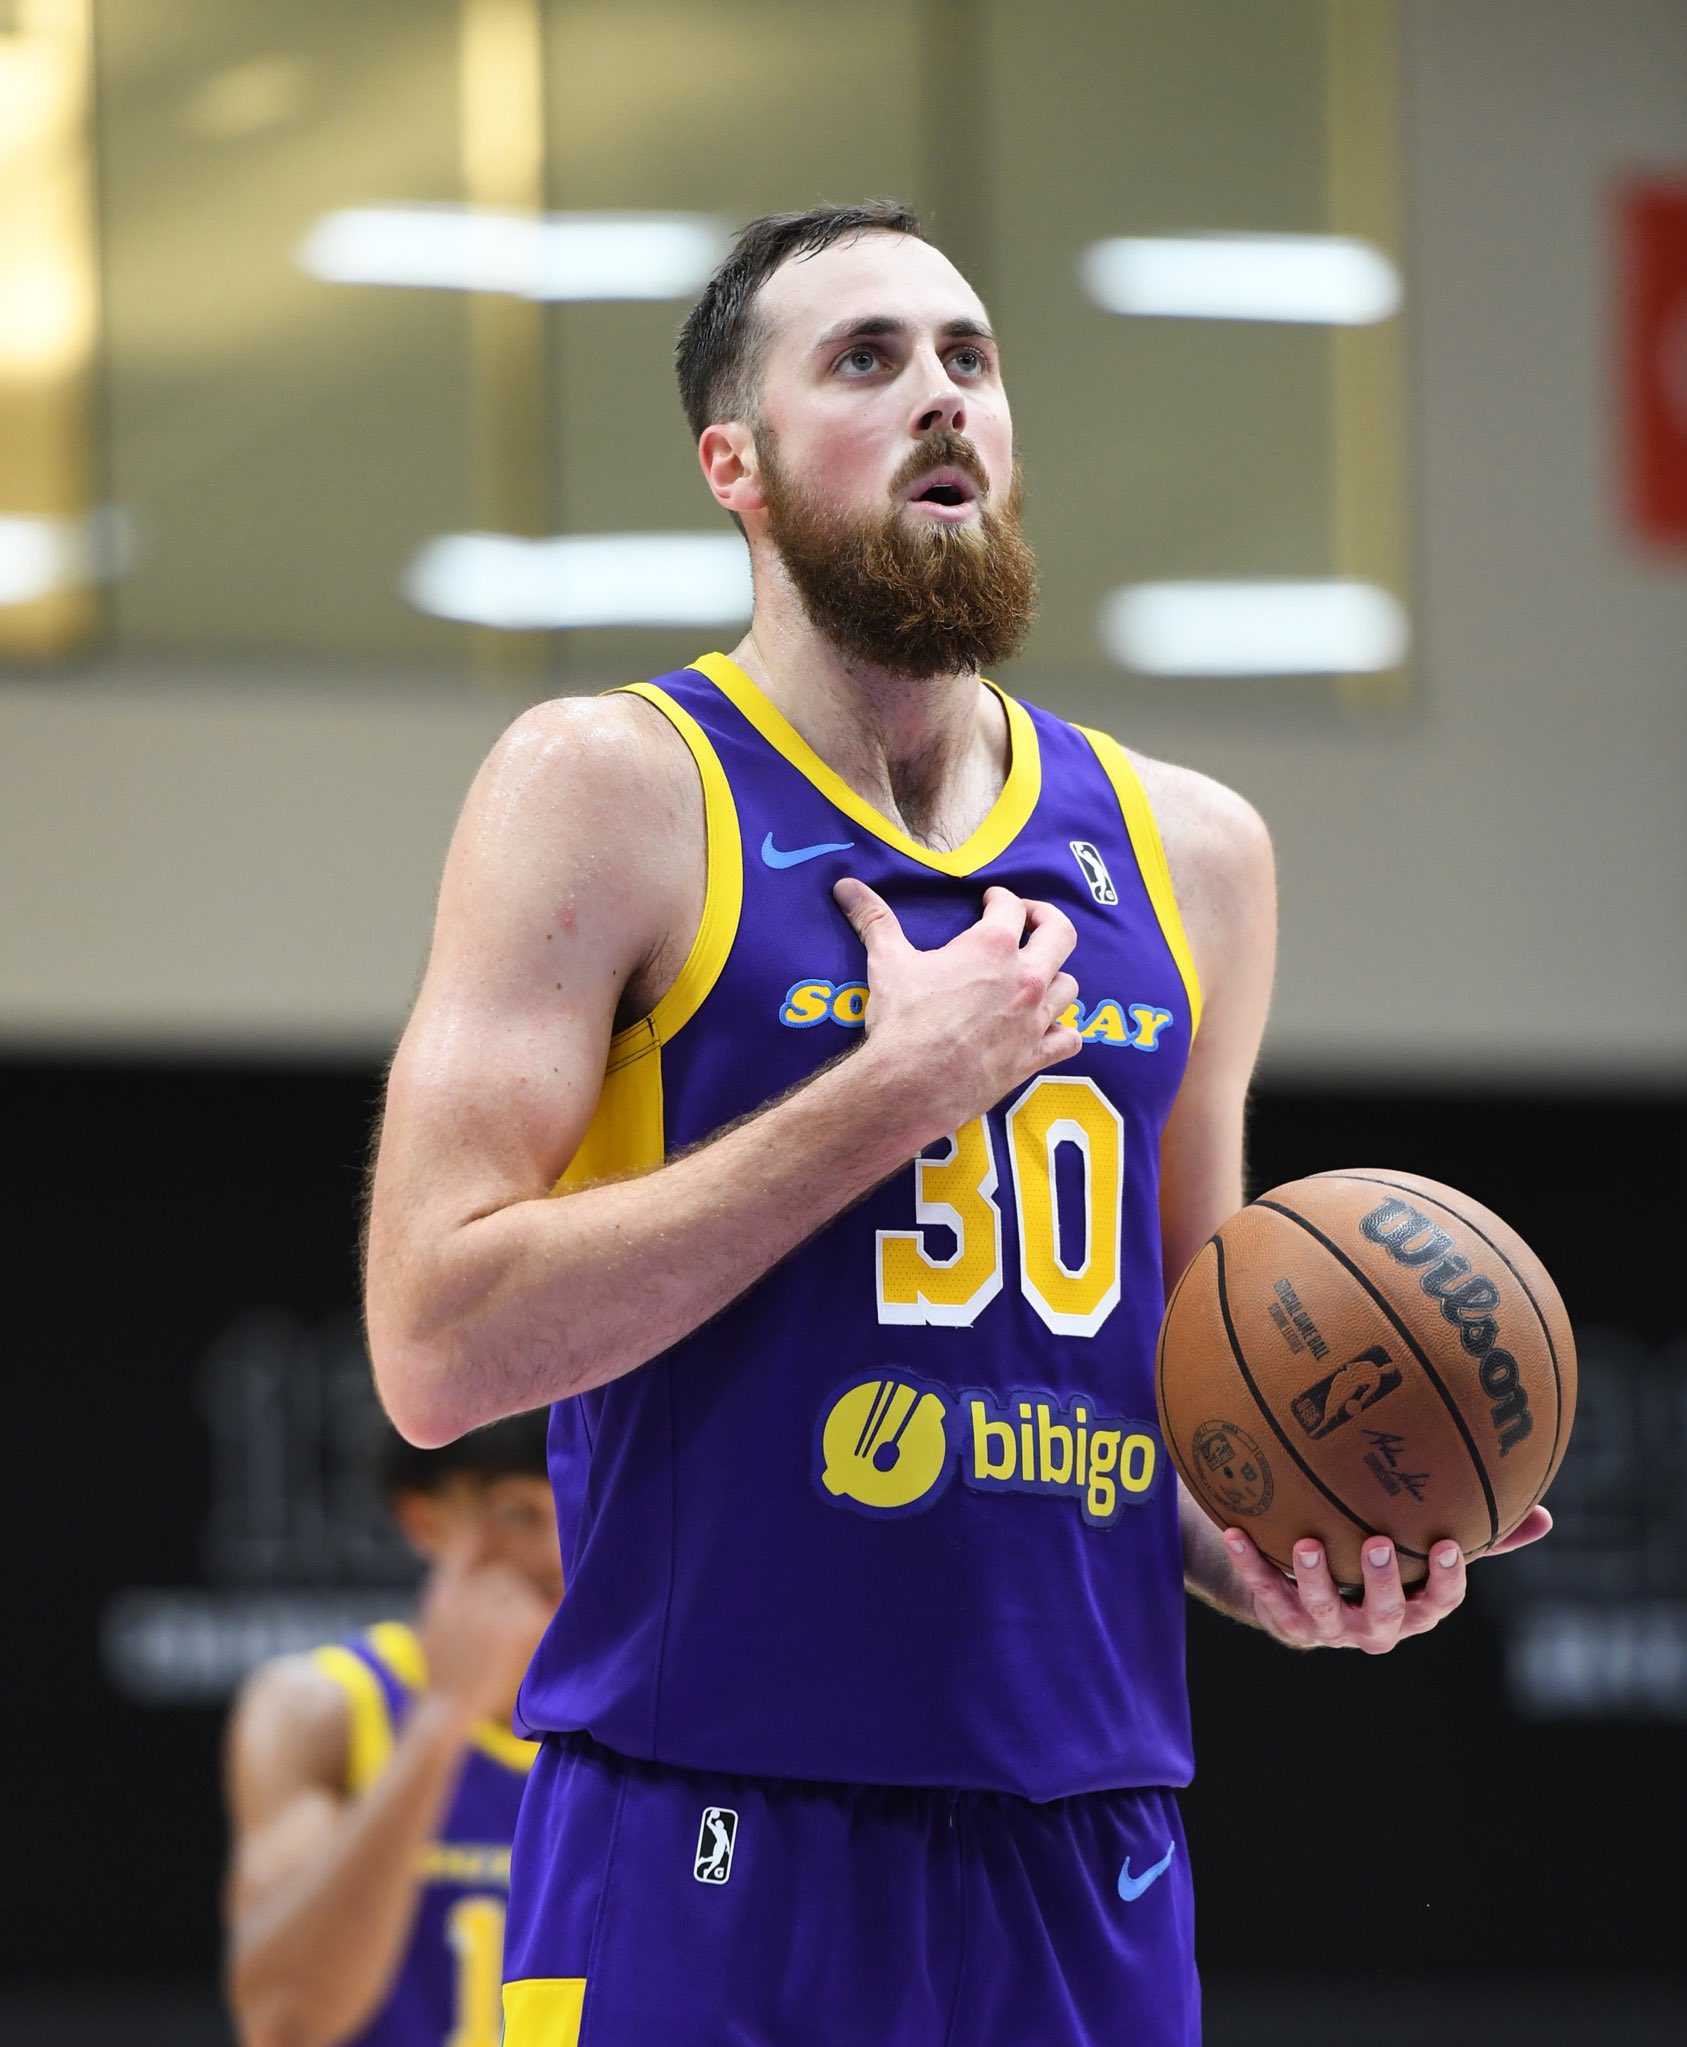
[{"xmin": 501, "ymin": 1733, "xmax": 1200, "ymax": 2046}]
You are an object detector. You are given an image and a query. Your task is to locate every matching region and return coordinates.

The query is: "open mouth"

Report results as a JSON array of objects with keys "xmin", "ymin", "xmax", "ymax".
[{"xmin": 902, "ymin": 468, "xmax": 981, "ymax": 512}]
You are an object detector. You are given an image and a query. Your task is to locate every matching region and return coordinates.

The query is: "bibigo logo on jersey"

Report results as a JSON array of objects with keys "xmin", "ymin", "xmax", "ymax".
[{"xmin": 815, "ymin": 1372, "xmax": 1161, "ymax": 1527}]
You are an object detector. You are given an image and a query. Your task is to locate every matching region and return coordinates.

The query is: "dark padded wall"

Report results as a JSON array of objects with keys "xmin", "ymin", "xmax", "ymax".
[{"xmin": 5, "ymin": 1060, "xmax": 1681, "ymax": 1997}]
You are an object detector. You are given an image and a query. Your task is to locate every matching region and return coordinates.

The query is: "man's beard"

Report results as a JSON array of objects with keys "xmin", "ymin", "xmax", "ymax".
[{"xmin": 758, "ymin": 428, "xmax": 1039, "ymax": 680}]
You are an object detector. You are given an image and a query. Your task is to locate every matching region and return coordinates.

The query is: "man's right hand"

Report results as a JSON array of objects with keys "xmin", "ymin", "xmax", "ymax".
[
  {"xmin": 834, "ymin": 878, "xmax": 1083, "ymax": 1138},
  {"xmin": 417, "ymin": 1529, "xmax": 554, "ymax": 1730}
]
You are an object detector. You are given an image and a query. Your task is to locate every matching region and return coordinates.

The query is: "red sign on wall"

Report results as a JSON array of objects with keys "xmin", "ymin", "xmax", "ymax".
[{"xmin": 1621, "ymin": 181, "xmax": 1687, "ymax": 547}]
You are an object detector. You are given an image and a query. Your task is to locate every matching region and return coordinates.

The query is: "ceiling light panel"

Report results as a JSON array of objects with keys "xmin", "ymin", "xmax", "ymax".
[
  {"xmin": 1099, "ymin": 579, "xmax": 1409, "ymax": 676},
  {"xmin": 297, "ymin": 207, "xmax": 729, "ymax": 301},
  {"xmin": 1080, "ymin": 234, "xmax": 1401, "ymax": 325},
  {"xmin": 404, "ymin": 532, "xmax": 753, "ymax": 631}
]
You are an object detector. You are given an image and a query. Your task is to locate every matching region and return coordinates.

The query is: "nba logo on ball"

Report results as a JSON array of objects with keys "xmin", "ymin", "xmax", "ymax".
[{"xmin": 694, "ymin": 1807, "xmax": 738, "ymax": 1884}]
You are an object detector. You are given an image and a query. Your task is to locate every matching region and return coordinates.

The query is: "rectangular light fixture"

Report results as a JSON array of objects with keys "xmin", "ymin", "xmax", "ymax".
[
  {"xmin": 1099, "ymin": 580, "xmax": 1408, "ymax": 676},
  {"xmin": 404, "ymin": 532, "xmax": 753, "ymax": 631},
  {"xmin": 297, "ymin": 207, "xmax": 729, "ymax": 301},
  {"xmin": 1081, "ymin": 235, "xmax": 1400, "ymax": 325},
  {"xmin": 0, "ymin": 509, "xmax": 125, "ymax": 606}
]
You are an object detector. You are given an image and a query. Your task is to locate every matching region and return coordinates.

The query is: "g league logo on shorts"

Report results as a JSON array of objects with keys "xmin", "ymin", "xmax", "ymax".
[{"xmin": 694, "ymin": 1807, "xmax": 738, "ymax": 1884}]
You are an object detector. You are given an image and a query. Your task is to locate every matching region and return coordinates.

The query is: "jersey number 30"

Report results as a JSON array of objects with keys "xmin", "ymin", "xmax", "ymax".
[{"xmin": 876, "ymin": 1074, "xmax": 1124, "ymax": 1338}]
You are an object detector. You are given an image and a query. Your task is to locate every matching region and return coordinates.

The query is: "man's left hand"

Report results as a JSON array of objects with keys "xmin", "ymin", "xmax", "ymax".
[{"xmin": 1219, "ymin": 1507, "xmax": 1553, "ymax": 1652}]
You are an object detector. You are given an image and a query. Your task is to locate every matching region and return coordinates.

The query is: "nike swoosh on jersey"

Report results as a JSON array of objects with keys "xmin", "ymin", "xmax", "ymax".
[
  {"xmin": 761, "ymin": 832, "xmax": 856, "ymax": 869},
  {"xmin": 1116, "ymin": 1842, "xmax": 1176, "ymax": 1902}
]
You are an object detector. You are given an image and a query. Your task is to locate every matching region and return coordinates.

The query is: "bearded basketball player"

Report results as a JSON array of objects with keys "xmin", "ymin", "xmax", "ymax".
[{"xmin": 363, "ymin": 201, "xmax": 1548, "ymax": 2046}]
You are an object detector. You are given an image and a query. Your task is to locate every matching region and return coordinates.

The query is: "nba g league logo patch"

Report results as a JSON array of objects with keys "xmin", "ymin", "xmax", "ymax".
[
  {"xmin": 694, "ymin": 1807, "xmax": 737, "ymax": 1884},
  {"xmin": 1069, "ymin": 840, "xmax": 1118, "ymax": 905}
]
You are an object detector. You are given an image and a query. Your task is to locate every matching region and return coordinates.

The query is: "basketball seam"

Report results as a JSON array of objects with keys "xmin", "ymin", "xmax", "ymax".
[
  {"xmin": 1209, "ymin": 1234, "xmax": 1416, "ymax": 1560},
  {"xmin": 1256, "ymin": 1199, "xmax": 1499, "ymax": 1546},
  {"xmin": 1320, "ymin": 1172, "xmax": 1566, "ymax": 1515},
  {"xmin": 1155, "ymin": 1239, "xmax": 1211, "ymax": 1456}
]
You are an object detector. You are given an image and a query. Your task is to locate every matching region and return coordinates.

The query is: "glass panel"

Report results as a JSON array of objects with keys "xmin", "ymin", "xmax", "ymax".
[
  {"xmin": 75, "ymin": 0, "xmax": 1405, "ymax": 697},
  {"xmin": 539, "ymin": 0, "xmax": 926, "ymax": 688},
  {"xmin": 990, "ymin": 0, "xmax": 1342, "ymax": 678},
  {"xmin": 0, "ymin": 0, "xmax": 100, "ymax": 662},
  {"xmin": 96, "ymin": 0, "xmax": 475, "ymax": 661}
]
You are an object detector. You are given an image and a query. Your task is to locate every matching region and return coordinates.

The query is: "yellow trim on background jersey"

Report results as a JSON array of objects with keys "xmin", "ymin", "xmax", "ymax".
[
  {"xmin": 360, "ymin": 1622, "xmax": 539, "ymax": 1777},
  {"xmin": 466, "ymin": 1719, "xmax": 541, "ymax": 1773},
  {"xmin": 1077, "ymin": 728, "xmax": 1204, "ymax": 1040},
  {"xmin": 692, "ymin": 651, "xmax": 1041, "ymax": 877},
  {"xmin": 310, "ymin": 1644, "xmax": 395, "ymax": 1796},
  {"xmin": 368, "ymin": 1620, "xmax": 427, "ymax": 1690},
  {"xmin": 503, "ymin": 1977, "xmax": 587, "ymax": 2045},
  {"xmin": 550, "ymin": 678, "xmax": 743, "ymax": 1193}
]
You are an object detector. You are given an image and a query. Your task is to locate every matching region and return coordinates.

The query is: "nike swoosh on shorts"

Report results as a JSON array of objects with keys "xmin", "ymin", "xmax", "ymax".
[{"xmin": 1116, "ymin": 1842, "xmax": 1177, "ymax": 1902}]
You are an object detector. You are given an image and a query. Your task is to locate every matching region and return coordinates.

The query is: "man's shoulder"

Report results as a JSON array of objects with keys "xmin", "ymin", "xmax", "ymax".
[
  {"xmin": 1101, "ymin": 742, "xmax": 1275, "ymax": 986},
  {"xmin": 458, "ymin": 687, "xmax": 705, "ymax": 936},
  {"xmin": 1119, "ymin": 746, "xmax": 1271, "ymax": 877},
  {"xmin": 228, "ymin": 1650, "xmax": 356, "ymax": 1787},
  {"xmin": 484, "ymin": 687, "xmax": 698, "ymax": 810}
]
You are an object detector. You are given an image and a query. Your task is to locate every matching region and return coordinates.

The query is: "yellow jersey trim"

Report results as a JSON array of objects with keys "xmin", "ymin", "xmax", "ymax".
[
  {"xmin": 358, "ymin": 1621, "xmax": 540, "ymax": 1777},
  {"xmin": 1077, "ymin": 727, "xmax": 1204, "ymax": 1041},
  {"xmin": 503, "ymin": 1977, "xmax": 587, "ymax": 2045},
  {"xmin": 309, "ymin": 1644, "xmax": 394, "ymax": 1797},
  {"xmin": 617, "ymin": 679, "xmax": 743, "ymax": 1047},
  {"xmin": 553, "ymin": 1025, "xmax": 664, "ymax": 1192},
  {"xmin": 691, "ymin": 650, "xmax": 1041, "ymax": 877},
  {"xmin": 367, "ymin": 1619, "xmax": 427, "ymax": 1689},
  {"xmin": 548, "ymin": 678, "xmax": 742, "ymax": 1195}
]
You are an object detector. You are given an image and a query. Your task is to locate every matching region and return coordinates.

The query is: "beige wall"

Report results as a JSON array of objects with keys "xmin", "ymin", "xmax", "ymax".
[{"xmin": 3, "ymin": 0, "xmax": 1684, "ymax": 1076}]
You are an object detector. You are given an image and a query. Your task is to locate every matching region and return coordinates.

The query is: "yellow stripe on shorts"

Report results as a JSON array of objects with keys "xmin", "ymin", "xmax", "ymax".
[{"xmin": 502, "ymin": 1976, "xmax": 587, "ymax": 2045}]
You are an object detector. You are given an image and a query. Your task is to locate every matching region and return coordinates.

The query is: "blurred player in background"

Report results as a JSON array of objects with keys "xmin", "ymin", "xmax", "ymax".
[
  {"xmin": 221, "ymin": 1411, "xmax": 560, "ymax": 2047},
  {"xmin": 364, "ymin": 201, "xmax": 1547, "ymax": 2045}
]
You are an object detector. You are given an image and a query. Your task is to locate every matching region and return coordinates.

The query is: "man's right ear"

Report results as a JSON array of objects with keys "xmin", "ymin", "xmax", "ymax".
[{"xmin": 698, "ymin": 422, "xmax": 765, "ymax": 518}]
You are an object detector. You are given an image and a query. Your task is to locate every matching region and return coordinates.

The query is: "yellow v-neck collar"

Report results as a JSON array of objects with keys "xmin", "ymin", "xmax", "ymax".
[{"xmin": 691, "ymin": 651, "xmax": 1040, "ymax": 878}]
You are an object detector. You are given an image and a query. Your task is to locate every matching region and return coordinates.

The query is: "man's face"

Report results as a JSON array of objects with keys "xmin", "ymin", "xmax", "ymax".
[
  {"xmin": 750, "ymin": 231, "xmax": 1015, "ymax": 530},
  {"xmin": 738, "ymin": 233, "xmax": 1038, "ymax": 677},
  {"xmin": 398, "ymin": 1473, "xmax": 564, "ymax": 1610}
]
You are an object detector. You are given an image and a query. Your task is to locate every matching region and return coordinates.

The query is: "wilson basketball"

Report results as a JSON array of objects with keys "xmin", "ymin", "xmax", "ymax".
[{"xmin": 1155, "ymin": 1169, "xmax": 1575, "ymax": 1589}]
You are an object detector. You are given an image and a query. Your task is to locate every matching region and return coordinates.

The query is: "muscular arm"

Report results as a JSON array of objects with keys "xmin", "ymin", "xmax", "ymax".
[
  {"xmin": 222, "ymin": 1660, "xmax": 473, "ymax": 2047},
  {"xmin": 1131, "ymin": 756, "xmax": 1280, "ymax": 1626},
  {"xmin": 366, "ymin": 695, "xmax": 1081, "ymax": 1446},
  {"xmin": 1142, "ymin": 758, "xmax": 1551, "ymax": 1644}
]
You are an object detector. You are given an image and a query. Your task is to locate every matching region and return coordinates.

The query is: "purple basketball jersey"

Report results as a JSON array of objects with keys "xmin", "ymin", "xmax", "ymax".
[{"xmin": 515, "ymin": 654, "xmax": 1201, "ymax": 1799}]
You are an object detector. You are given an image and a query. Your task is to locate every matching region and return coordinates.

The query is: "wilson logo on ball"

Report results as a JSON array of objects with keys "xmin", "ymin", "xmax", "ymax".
[{"xmin": 1358, "ymin": 1198, "xmax": 1534, "ymax": 1456}]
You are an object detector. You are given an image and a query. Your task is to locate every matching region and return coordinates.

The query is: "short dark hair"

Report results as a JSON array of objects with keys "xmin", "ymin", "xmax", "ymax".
[
  {"xmin": 675, "ymin": 199, "xmax": 925, "ymax": 441},
  {"xmin": 370, "ymin": 1408, "xmax": 550, "ymax": 1499}
]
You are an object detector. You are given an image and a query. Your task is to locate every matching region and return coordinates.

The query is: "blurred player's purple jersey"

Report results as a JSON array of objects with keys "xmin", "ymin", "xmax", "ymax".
[
  {"xmin": 310, "ymin": 1623, "xmax": 535, "ymax": 2047},
  {"xmin": 516, "ymin": 654, "xmax": 1201, "ymax": 1799}
]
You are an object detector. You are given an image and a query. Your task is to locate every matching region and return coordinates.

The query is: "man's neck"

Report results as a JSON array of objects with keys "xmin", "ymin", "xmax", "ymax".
[{"xmin": 728, "ymin": 592, "xmax": 1011, "ymax": 854}]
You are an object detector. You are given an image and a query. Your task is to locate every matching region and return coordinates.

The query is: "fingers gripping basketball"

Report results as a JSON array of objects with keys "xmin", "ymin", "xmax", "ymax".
[{"xmin": 1155, "ymin": 1169, "xmax": 1576, "ymax": 1589}]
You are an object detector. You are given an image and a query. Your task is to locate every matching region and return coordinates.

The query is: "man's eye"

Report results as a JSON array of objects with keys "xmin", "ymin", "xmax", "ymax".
[
  {"xmin": 840, "ymin": 347, "xmax": 879, "ymax": 373},
  {"xmin": 951, "ymin": 348, "xmax": 986, "ymax": 375}
]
